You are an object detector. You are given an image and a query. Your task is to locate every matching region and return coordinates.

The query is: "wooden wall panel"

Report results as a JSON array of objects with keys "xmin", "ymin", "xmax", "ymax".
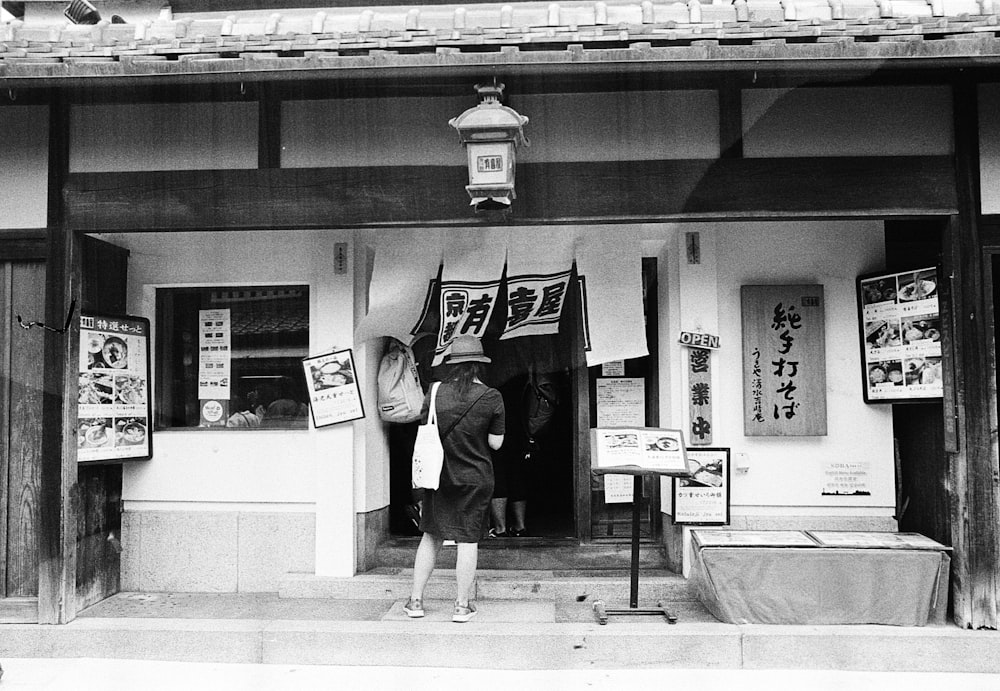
[
  {"xmin": 6, "ymin": 261, "xmax": 46, "ymax": 597},
  {"xmin": 0, "ymin": 263, "xmax": 9, "ymax": 596}
]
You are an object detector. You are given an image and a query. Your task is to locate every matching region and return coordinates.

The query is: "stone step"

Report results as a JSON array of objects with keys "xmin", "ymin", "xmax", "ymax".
[
  {"xmin": 372, "ymin": 537, "xmax": 667, "ymax": 571},
  {"xmin": 279, "ymin": 569, "xmax": 698, "ymax": 603},
  {"xmin": 4, "ymin": 613, "xmax": 1000, "ymax": 674}
]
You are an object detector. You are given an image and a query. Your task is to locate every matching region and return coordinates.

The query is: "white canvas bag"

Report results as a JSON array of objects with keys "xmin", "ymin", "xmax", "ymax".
[{"xmin": 411, "ymin": 383, "xmax": 444, "ymax": 490}]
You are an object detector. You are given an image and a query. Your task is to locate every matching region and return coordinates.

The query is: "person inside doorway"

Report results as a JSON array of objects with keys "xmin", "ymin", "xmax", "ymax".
[
  {"xmin": 490, "ymin": 369, "xmax": 560, "ymax": 538},
  {"xmin": 490, "ymin": 374, "xmax": 531, "ymax": 538},
  {"xmin": 404, "ymin": 336, "xmax": 505, "ymax": 623}
]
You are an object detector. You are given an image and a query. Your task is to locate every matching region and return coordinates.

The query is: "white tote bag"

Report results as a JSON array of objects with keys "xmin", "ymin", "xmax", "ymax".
[{"xmin": 411, "ymin": 383, "xmax": 444, "ymax": 490}]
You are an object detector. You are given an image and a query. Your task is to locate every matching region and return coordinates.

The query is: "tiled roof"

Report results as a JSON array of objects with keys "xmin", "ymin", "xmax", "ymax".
[{"xmin": 3, "ymin": 0, "xmax": 1000, "ymax": 81}]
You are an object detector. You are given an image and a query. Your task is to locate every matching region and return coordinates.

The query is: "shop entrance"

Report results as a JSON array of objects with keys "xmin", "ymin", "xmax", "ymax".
[{"xmin": 388, "ymin": 258, "xmax": 659, "ymax": 544}]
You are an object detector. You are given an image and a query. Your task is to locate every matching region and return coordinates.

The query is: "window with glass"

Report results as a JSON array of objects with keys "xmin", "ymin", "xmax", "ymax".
[{"xmin": 155, "ymin": 285, "xmax": 310, "ymax": 430}]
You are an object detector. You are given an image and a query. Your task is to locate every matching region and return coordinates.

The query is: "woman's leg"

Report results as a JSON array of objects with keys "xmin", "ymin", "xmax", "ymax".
[
  {"xmin": 510, "ymin": 499, "xmax": 527, "ymax": 533},
  {"xmin": 455, "ymin": 542, "xmax": 479, "ymax": 605},
  {"xmin": 489, "ymin": 497, "xmax": 508, "ymax": 534},
  {"xmin": 411, "ymin": 532, "xmax": 443, "ymax": 599}
]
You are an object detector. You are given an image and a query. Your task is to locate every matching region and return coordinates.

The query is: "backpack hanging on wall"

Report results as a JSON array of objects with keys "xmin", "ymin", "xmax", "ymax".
[{"xmin": 378, "ymin": 338, "xmax": 424, "ymax": 423}]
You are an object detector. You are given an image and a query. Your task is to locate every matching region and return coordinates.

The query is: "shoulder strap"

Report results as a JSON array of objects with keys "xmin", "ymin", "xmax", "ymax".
[{"xmin": 440, "ymin": 385, "xmax": 490, "ymax": 439}]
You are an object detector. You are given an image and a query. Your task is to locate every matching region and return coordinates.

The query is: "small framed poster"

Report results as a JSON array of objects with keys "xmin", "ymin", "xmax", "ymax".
[
  {"xmin": 78, "ymin": 313, "xmax": 152, "ymax": 464},
  {"xmin": 672, "ymin": 447, "xmax": 730, "ymax": 525},
  {"xmin": 857, "ymin": 266, "xmax": 942, "ymax": 403},
  {"xmin": 302, "ymin": 349, "xmax": 365, "ymax": 428}
]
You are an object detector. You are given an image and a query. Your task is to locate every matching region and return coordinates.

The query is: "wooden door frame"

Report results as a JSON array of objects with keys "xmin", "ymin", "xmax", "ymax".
[{"xmin": 572, "ymin": 257, "xmax": 659, "ymax": 543}]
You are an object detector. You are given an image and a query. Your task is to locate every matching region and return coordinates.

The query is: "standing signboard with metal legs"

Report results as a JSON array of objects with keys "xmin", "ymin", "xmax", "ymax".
[{"xmin": 588, "ymin": 428, "xmax": 695, "ymax": 625}]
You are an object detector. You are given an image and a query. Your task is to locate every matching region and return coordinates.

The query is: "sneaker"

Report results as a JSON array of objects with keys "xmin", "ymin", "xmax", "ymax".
[
  {"xmin": 452, "ymin": 602, "xmax": 477, "ymax": 623},
  {"xmin": 509, "ymin": 528, "xmax": 527, "ymax": 537},
  {"xmin": 403, "ymin": 597, "xmax": 424, "ymax": 618},
  {"xmin": 487, "ymin": 528, "xmax": 508, "ymax": 539}
]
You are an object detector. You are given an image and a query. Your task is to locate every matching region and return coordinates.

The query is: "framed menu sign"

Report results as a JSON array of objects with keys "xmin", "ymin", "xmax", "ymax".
[
  {"xmin": 78, "ymin": 313, "xmax": 152, "ymax": 464},
  {"xmin": 303, "ymin": 349, "xmax": 365, "ymax": 428},
  {"xmin": 673, "ymin": 448, "xmax": 730, "ymax": 525},
  {"xmin": 858, "ymin": 267, "xmax": 942, "ymax": 403}
]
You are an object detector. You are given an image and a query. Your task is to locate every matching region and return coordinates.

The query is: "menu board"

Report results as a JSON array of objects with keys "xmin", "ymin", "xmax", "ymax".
[
  {"xmin": 691, "ymin": 530, "xmax": 818, "ymax": 548},
  {"xmin": 673, "ymin": 448, "xmax": 730, "ymax": 525},
  {"xmin": 858, "ymin": 267, "xmax": 942, "ymax": 403},
  {"xmin": 78, "ymin": 313, "xmax": 152, "ymax": 463},
  {"xmin": 806, "ymin": 531, "xmax": 950, "ymax": 550},
  {"xmin": 303, "ymin": 349, "xmax": 365, "ymax": 427},
  {"xmin": 590, "ymin": 427, "xmax": 691, "ymax": 475}
]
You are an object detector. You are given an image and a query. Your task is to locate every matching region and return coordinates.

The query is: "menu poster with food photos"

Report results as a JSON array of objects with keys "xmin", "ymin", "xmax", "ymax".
[
  {"xmin": 858, "ymin": 267, "xmax": 942, "ymax": 403},
  {"xmin": 78, "ymin": 313, "xmax": 152, "ymax": 463}
]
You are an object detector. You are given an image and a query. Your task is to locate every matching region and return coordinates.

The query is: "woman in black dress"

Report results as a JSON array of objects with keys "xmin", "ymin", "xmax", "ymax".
[{"xmin": 404, "ymin": 336, "xmax": 505, "ymax": 623}]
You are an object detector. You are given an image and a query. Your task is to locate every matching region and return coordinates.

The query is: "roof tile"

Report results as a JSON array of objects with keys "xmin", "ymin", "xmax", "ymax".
[{"xmin": 4, "ymin": 0, "xmax": 1000, "ymax": 80}]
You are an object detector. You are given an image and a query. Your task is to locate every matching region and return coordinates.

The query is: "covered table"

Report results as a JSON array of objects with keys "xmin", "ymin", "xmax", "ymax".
[{"xmin": 690, "ymin": 530, "xmax": 951, "ymax": 626}]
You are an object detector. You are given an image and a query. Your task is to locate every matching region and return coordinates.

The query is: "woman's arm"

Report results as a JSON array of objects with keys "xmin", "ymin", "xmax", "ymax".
[{"xmin": 488, "ymin": 433, "xmax": 504, "ymax": 450}]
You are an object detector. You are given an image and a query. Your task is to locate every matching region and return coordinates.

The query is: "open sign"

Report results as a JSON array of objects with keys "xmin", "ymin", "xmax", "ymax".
[{"xmin": 679, "ymin": 331, "xmax": 720, "ymax": 349}]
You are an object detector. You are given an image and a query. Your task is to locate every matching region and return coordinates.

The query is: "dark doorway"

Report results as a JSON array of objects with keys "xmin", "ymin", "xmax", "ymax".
[{"xmin": 884, "ymin": 219, "xmax": 949, "ymax": 548}]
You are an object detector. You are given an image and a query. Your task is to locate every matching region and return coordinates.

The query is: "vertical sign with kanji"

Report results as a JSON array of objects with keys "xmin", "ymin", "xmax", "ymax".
[
  {"xmin": 741, "ymin": 285, "xmax": 827, "ymax": 436},
  {"xmin": 687, "ymin": 347, "xmax": 713, "ymax": 445}
]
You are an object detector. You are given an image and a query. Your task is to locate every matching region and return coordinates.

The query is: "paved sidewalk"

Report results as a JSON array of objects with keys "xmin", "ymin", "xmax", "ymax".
[{"xmin": 1, "ymin": 658, "xmax": 999, "ymax": 691}]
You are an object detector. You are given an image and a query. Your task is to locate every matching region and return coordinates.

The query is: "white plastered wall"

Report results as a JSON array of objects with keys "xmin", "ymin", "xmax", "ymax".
[
  {"xmin": 94, "ymin": 229, "xmax": 358, "ymax": 585},
  {"xmin": 979, "ymin": 83, "xmax": 1000, "ymax": 215},
  {"xmin": 649, "ymin": 221, "xmax": 895, "ymax": 574}
]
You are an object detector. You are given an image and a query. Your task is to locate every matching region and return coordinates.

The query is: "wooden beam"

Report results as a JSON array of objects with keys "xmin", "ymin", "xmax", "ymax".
[
  {"xmin": 63, "ymin": 156, "xmax": 957, "ymax": 231},
  {"xmin": 37, "ymin": 95, "xmax": 79, "ymax": 625},
  {"xmin": 718, "ymin": 78, "xmax": 743, "ymax": 159},
  {"xmin": 946, "ymin": 80, "xmax": 999, "ymax": 629},
  {"xmin": 0, "ymin": 232, "xmax": 47, "ymax": 261},
  {"xmin": 257, "ymin": 84, "xmax": 282, "ymax": 170}
]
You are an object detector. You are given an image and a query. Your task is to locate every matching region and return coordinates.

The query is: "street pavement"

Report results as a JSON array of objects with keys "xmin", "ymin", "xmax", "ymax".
[{"xmin": 0, "ymin": 658, "xmax": 999, "ymax": 691}]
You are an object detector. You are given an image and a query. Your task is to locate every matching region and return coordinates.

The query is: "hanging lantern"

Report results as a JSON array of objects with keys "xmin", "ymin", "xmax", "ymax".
[{"xmin": 449, "ymin": 83, "xmax": 529, "ymax": 213}]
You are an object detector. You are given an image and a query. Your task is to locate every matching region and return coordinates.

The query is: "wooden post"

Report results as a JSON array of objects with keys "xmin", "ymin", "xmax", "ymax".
[
  {"xmin": 946, "ymin": 80, "xmax": 1000, "ymax": 629},
  {"xmin": 37, "ymin": 96, "xmax": 80, "ymax": 625},
  {"xmin": 572, "ymin": 272, "xmax": 592, "ymax": 542}
]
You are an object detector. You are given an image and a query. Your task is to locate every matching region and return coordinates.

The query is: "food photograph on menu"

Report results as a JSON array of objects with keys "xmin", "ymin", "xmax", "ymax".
[
  {"xmin": 78, "ymin": 313, "xmax": 153, "ymax": 463},
  {"xmin": 857, "ymin": 267, "xmax": 942, "ymax": 403}
]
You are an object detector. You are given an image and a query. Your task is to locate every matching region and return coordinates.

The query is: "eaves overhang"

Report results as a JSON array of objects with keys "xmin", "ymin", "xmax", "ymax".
[{"xmin": 3, "ymin": 0, "xmax": 1000, "ymax": 88}]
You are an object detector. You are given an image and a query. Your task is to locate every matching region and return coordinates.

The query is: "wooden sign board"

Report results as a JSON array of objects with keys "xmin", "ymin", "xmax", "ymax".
[{"xmin": 742, "ymin": 285, "xmax": 827, "ymax": 436}]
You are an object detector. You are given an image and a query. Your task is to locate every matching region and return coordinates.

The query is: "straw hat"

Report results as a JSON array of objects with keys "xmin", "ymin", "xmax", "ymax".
[{"xmin": 444, "ymin": 335, "xmax": 491, "ymax": 364}]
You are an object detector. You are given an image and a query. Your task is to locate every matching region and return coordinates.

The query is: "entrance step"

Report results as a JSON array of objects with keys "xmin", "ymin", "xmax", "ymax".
[
  {"xmin": 371, "ymin": 537, "xmax": 667, "ymax": 571},
  {"xmin": 9, "ymin": 594, "xmax": 1000, "ymax": 674},
  {"xmin": 280, "ymin": 568, "xmax": 698, "ymax": 605}
]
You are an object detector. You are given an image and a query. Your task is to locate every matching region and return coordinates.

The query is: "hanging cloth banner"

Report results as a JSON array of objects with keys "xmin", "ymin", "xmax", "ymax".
[
  {"xmin": 501, "ymin": 228, "xmax": 576, "ymax": 340},
  {"xmin": 433, "ymin": 230, "xmax": 508, "ymax": 365},
  {"xmin": 356, "ymin": 228, "xmax": 648, "ymax": 369},
  {"xmin": 574, "ymin": 227, "xmax": 648, "ymax": 366},
  {"xmin": 355, "ymin": 230, "xmax": 444, "ymax": 345}
]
